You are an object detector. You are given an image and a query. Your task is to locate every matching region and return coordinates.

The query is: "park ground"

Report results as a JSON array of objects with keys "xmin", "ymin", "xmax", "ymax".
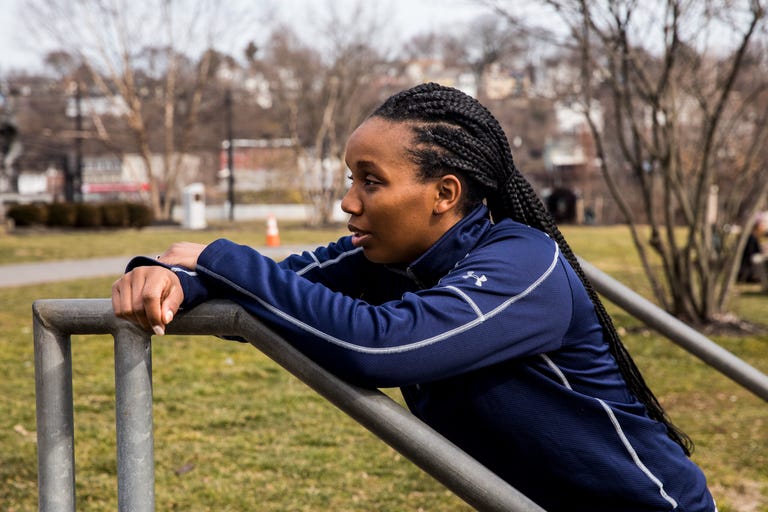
[{"xmin": 0, "ymin": 222, "xmax": 766, "ymax": 511}]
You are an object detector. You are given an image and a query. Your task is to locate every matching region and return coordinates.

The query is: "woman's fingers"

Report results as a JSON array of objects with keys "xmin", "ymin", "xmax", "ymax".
[
  {"xmin": 112, "ymin": 266, "xmax": 182, "ymax": 335},
  {"xmin": 157, "ymin": 242, "xmax": 207, "ymax": 269}
]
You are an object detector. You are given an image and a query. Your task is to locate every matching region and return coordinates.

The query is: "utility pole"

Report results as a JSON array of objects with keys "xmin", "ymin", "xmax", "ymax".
[
  {"xmin": 1, "ymin": 86, "xmax": 22, "ymax": 195},
  {"xmin": 0, "ymin": 118, "xmax": 18, "ymax": 193},
  {"xmin": 225, "ymin": 88, "xmax": 235, "ymax": 221},
  {"xmin": 65, "ymin": 80, "xmax": 83, "ymax": 202},
  {"xmin": 74, "ymin": 80, "xmax": 83, "ymax": 202}
]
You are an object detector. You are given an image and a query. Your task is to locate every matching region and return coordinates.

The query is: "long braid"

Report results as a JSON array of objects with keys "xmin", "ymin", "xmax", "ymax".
[{"xmin": 373, "ymin": 82, "xmax": 693, "ymax": 455}]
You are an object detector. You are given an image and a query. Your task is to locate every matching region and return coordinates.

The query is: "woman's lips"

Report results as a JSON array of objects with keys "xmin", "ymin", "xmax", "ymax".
[{"xmin": 349, "ymin": 225, "xmax": 372, "ymax": 247}]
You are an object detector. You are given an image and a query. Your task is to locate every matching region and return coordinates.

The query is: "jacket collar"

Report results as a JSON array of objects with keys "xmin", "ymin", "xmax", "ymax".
[{"xmin": 404, "ymin": 204, "xmax": 491, "ymax": 288}]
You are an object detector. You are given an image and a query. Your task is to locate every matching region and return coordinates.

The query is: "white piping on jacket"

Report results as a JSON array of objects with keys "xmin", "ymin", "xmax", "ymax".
[
  {"xmin": 295, "ymin": 247, "xmax": 364, "ymax": 276},
  {"xmin": 540, "ymin": 354, "xmax": 679, "ymax": 510},
  {"xmin": 199, "ymin": 243, "xmax": 560, "ymax": 356}
]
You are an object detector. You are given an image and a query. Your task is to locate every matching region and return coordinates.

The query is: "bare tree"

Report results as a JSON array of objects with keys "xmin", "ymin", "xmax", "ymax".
[
  {"xmin": 508, "ymin": 0, "xmax": 768, "ymax": 327},
  {"xmin": 23, "ymin": 0, "xmax": 265, "ymax": 220},
  {"xmin": 261, "ymin": 3, "xmax": 393, "ymax": 225},
  {"xmin": 462, "ymin": 15, "xmax": 524, "ymax": 98}
]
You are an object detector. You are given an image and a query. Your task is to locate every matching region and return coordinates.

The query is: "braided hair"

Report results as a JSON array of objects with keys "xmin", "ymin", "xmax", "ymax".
[{"xmin": 372, "ymin": 82, "xmax": 693, "ymax": 456}]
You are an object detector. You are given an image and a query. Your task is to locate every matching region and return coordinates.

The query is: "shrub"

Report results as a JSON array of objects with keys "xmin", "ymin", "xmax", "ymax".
[
  {"xmin": 75, "ymin": 203, "xmax": 102, "ymax": 228},
  {"xmin": 126, "ymin": 202, "xmax": 154, "ymax": 228},
  {"xmin": 46, "ymin": 203, "xmax": 78, "ymax": 228},
  {"xmin": 6, "ymin": 203, "xmax": 48, "ymax": 227},
  {"xmin": 100, "ymin": 202, "xmax": 129, "ymax": 228},
  {"xmin": 7, "ymin": 201, "xmax": 154, "ymax": 230}
]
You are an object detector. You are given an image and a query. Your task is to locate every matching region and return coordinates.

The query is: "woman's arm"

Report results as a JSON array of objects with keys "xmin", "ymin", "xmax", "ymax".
[
  {"xmin": 275, "ymin": 236, "xmax": 370, "ymax": 296},
  {"xmin": 194, "ymin": 236, "xmax": 573, "ymax": 388},
  {"xmin": 113, "ymin": 237, "xmax": 369, "ymax": 333}
]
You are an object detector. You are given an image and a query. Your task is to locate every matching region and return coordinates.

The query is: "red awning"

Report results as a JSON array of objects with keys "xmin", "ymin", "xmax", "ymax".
[{"xmin": 82, "ymin": 182, "xmax": 150, "ymax": 193}]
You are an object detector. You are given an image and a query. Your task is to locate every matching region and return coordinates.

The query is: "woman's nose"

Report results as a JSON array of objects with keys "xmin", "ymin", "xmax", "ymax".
[{"xmin": 341, "ymin": 188, "xmax": 361, "ymax": 215}]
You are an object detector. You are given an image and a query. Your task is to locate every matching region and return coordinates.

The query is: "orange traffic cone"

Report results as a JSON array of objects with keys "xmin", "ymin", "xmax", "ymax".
[{"xmin": 266, "ymin": 215, "xmax": 280, "ymax": 247}]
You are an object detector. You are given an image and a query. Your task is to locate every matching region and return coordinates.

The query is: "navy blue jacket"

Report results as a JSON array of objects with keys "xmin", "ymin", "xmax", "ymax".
[{"xmin": 128, "ymin": 205, "xmax": 714, "ymax": 511}]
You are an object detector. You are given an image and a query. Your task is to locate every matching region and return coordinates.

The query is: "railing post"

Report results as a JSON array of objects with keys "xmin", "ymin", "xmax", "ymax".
[
  {"xmin": 33, "ymin": 299, "xmax": 157, "ymax": 512},
  {"xmin": 114, "ymin": 329, "xmax": 154, "ymax": 512},
  {"xmin": 33, "ymin": 314, "xmax": 76, "ymax": 512}
]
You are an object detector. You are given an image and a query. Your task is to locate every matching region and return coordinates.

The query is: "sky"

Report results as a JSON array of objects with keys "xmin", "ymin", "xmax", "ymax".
[{"xmin": 0, "ymin": 0, "xmax": 504, "ymax": 74}]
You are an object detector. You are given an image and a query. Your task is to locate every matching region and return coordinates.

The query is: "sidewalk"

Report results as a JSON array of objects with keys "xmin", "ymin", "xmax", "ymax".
[{"xmin": 0, "ymin": 245, "xmax": 311, "ymax": 288}]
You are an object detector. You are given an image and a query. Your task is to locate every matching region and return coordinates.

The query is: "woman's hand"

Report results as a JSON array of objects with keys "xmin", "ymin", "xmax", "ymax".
[
  {"xmin": 112, "ymin": 266, "xmax": 184, "ymax": 335},
  {"xmin": 157, "ymin": 242, "xmax": 207, "ymax": 269}
]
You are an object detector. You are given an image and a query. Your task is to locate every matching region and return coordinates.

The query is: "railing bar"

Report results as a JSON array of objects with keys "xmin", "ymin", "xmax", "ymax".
[
  {"xmin": 579, "ymin": 257, "xmax": 768, "ymax": 402},
  {"xmin": 114, "ymin": 329, "xmax": 155, "ymax": 512},
  {"xmin": 33, "ymin": 298, "xmax": 545, "ymax": 512},
  {"xmin": 32, "ymin": 308, "xmax": 76, "ymax": 512},
  {"xmin": 227, "ymin": 309, "xmax": 545, "ymax": 512}
]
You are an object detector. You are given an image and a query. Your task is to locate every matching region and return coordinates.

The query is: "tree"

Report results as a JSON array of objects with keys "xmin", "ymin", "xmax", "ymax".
[
  {"xmin": 260, "ymin": 3, "xmax": 394, "ymax": 225},
  {"xmin": 24, "ymin": 0, "xmax": 265, "ymax": 220},
  {"xmin": 515, "ymin": 0, "xmax": 768, "ymax": 327},
  {"xmin": 461, "ymin": 15, "xmax": 524, "ymax": 99}
]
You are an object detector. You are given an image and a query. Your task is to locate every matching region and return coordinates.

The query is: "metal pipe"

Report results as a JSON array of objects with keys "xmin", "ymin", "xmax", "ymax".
[
  {"xmin": 224, "ymin": 304, "xmax": 545, "ymax": 512},
  {"xmin": 33, "ymin": 310, "xmax": 76, "ymax": 512},
  {"xmin": 579, "ymin": 257, "xmax": 768, "ymax": 402},
  {"xmin": 114, "ymin": 328, "xmax": 154, "ymax": 512},
  {"xmin": 32, "ymin": 298, "xmax": 545, "ymax": 512}
]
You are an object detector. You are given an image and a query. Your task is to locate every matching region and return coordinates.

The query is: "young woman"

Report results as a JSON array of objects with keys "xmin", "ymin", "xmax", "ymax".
[{"xmin": 113, "ymin": 83, "xmax": 716, "ymax": 511}]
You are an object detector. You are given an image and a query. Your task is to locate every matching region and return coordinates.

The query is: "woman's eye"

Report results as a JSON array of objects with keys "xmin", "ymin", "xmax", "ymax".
[
  {"xmin": 363, "ymin": 175, "xmax": 383, "ymax": 186},
  {"xmin": 347, "ymin": 172, "xmax": 381, "ymax": 186}
]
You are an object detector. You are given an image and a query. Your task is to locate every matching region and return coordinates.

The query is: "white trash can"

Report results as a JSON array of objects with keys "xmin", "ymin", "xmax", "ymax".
[{"xmin": 182, "ymin": 183, "xmax": 207, "ymax": 230}]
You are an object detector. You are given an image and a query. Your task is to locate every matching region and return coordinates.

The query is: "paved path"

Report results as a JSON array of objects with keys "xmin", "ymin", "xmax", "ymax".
[{"xmin": 0, "ymin": 245, "xmax": 311, "ymax": 288}]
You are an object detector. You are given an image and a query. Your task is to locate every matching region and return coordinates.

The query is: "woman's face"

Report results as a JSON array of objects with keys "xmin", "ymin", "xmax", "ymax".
[{"xmin": 341, "ymin": 117, "xmax": 460, "ymax": 264}]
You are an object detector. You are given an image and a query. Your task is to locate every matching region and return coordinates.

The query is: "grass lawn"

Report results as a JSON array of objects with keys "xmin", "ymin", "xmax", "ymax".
[
  {"xmin": 1, "ymin": 224, "xmax": 766, "ymax": 511},
  {"xmin": 0, "ymin": 220, "xmax": 348, "ymax": 265}
]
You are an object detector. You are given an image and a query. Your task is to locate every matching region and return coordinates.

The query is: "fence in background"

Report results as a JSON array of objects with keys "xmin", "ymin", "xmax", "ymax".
[{"xmin": 32, "ymin": 261, "xmax": 768, "ymax": 511}]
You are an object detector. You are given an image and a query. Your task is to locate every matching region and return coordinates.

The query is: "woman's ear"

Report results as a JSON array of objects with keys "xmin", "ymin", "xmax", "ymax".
[{"xmin": 433, "ymin": 174, "xmax": 462, "ymax": 215}]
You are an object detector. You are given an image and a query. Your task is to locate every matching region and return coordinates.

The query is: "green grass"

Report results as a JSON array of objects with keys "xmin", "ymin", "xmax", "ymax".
[
  {"xmin": 0, "ymin": 220, "xmax": 348, "ymax": 265},
  {"xmin": 1, "ymin": 224, "xmax": 767, "ymax": 511}
]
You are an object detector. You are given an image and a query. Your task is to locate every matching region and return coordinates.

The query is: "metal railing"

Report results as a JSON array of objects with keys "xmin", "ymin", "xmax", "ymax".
[
  {"xmin": 33, "ymin": 298, "xmax": 545, "ymax": 512},
  {"xmin": 32, "ymin": 261, "xmax": 768, "ymax": 511},
  {"xmin": 579, "ymin": 259, "xmax": 768, "ymax": 402}
]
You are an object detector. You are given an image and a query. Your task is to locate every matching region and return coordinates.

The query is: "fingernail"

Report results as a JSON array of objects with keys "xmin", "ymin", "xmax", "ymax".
[
  {"xmin": 164, "ymin": 309, "xmax": 174, "ymax": 323},
  {"xmin": 152, "ymin": 325, "xmax": 165, "ymax": 336}
]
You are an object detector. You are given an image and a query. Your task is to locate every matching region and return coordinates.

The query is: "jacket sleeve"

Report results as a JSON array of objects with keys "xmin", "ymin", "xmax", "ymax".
[
  {"xmin": 123, "ymin": 236, "xmax": 367, "ymax": 310},
  {"xmin": 195, "ymin": 236, "xmax": 574, "ymax": 388},
  {"xmin": 276, "ymin": 236, "xmax": 369, "ymax": 296}
]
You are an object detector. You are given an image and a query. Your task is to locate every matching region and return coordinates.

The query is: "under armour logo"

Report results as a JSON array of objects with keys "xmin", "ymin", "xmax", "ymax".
[{"xmin": 462, "ymin": 271, "xmax": 487, "ymax": 287}]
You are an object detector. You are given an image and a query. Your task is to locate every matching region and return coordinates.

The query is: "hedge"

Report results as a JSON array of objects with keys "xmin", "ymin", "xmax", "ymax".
[
  {"xmin": 4, "ymin": 203, "xmax": 48, "ymax": 227},
  {"xmin": 46, "ymin": 203, "xmax": 77, "ymax": 227},
  {"xmin": 6, "ymin": 202, "xmax": 154, "ymax": 230}
]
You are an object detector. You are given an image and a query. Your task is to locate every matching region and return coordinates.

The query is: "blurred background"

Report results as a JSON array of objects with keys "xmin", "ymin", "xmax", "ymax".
[
  {"xmin": 1, "ymin": 0, "xmax": 575, "ymax": 225},
  {"xmin": 0, "ymin": 0, "xmax": 767, "ymax": 329}
]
